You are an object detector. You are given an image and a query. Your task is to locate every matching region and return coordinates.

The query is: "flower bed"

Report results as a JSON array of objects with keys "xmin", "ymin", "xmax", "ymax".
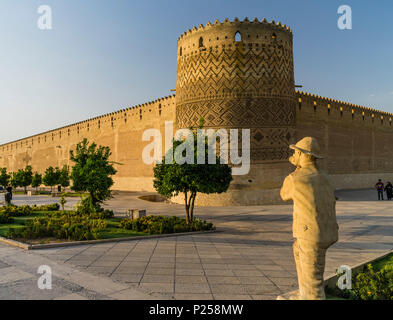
[{"xmin": 0, "ymin": 205, "xmax": 216, "ymax": 245}]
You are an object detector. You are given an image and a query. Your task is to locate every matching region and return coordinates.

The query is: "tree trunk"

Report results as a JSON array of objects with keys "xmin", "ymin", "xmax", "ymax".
[
  {"xmin": 184, "ymin": 191, "xmax": 190, "ymax": 224},
  {"xmin": 190, "ymin": 192, "xmax": 197, "ymax": 221}
]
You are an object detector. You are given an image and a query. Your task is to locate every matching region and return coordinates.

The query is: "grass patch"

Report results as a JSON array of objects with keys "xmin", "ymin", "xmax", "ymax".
[
  {"xmin": 0, "ymin": 212, "xmax": 46, "ymax": 237},
  {"xmin": 98, "ymin": 218, "xmax": 149, "ymax": 239}
]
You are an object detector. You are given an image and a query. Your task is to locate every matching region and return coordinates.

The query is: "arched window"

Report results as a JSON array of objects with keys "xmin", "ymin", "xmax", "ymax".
[
  {"xmin": 272, "ymin": 33, "xmax": 277, "ymax": 40},
  {"xmin": 235, "ymin": 31, "xmax": 242, "ymax": 42},
  {"xmin": 179, "ymin": 47, "xmax": 182, "ymax": 56},
  {"xmin": 199, "ymin": 37, "xmax": 204, "ymax": 47}
]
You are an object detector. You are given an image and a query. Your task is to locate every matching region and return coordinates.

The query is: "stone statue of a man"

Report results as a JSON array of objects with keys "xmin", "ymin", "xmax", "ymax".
[{"xmin": 278, "ymin": 137, "xmax": 339, "ymax": 300}]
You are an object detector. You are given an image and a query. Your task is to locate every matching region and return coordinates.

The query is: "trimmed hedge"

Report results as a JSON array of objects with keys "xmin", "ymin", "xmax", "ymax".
[
  {"xmin": 120, "ymin": 215, "xmax": 215, "ymax": 235},
  {"xmin": 0, "ymin": 205, "xmax": 32, "ymax": 216},
  {"xmin": 0, "ymin": 213, "xmax": 14, "ymax": 224},
  {"xmin": 0, "ymin": 203, "xmax": 60, "ymax": 217},
  {"xmin": 6, "ymin": 211, "xmax": 107, "ymax": 241},
  {"xmin": 31, "ymin": 203, "xmax": 60, "ymax": 211}
]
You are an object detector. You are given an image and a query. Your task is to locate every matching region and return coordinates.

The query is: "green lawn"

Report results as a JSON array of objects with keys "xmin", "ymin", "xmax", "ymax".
[
  {"xmin": 0, "ymin": 212, "xmax": 44, "ymax": 237},
  {"xmin": 0, "ymin": 212, "xmax": 149, "ymax": 241},
  {"xmin": 98, "ymin": 218, "xmax": 149, "ymax": 239}
]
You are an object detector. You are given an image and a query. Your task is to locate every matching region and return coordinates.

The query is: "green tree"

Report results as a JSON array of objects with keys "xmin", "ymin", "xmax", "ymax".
[
  {"xmin": 57, "ymin": 165, "xmax": 70, "ymax": 191},
  {"xmin": 43, "ymin": 166, "xmax": 58, "ymax": 192},
  {"xmin": 0, "ymin": 168, "xmax": 10, "ymax": 188},
  {"xmin": 17, "ymin": 165, "xmax": 33, "ymax": 194},
  {"xmin": 31, "ymin": 172, "xmax": 42, "ymax": 191},
  {"xmin": 70, "ymin": 139, "xmax": 117, "ymax": 209},
  {"xmin": 153, "ymin": 125, "xmax": 232, "ymax": 224},
  {"xmin": 9, "ymin": 172, "xmax": 20, "ymax": 189}
]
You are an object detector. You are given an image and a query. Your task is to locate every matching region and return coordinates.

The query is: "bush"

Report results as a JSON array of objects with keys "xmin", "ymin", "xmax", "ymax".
[
  {"xmin": 326, "ymin": 256, "xmax": 393, "ymax": 300},
  {"xmin": 74, "ymin": 195, "xmax": 114, "ymax": 218},
  {"xmin": 120, "ymin": 215, "xmax": 215, "ymax": 235},
  {"xmin": 0, "ymin": 205, "xmax": 32, "ymax": 216},
  {"xmin": 6, "ymin": 211, "xmax": 107, "ymax": 241},
  {"xmin": 31, "ymin": 203, "xmax": 60, "ymax": 211},
  {"xmin": 0, "ymin": 213, "xmax": 14, "ymax": 224},
  {"xmin": 351, "ymin": 263, "xmax": 393, "ymax": 300}
]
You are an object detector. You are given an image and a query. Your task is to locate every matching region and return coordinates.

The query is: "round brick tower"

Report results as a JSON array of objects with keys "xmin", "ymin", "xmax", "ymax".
[{"xmin": 175, "ymin": 17, "xmax": 296, "ymax": 205}]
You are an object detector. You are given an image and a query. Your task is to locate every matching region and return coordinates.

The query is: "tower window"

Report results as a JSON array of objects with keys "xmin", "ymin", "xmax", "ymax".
[
  {"xmin": 235, "ymin": 31, "xmax": 242, "ymax": 42},
  {"xmin": 199, "ymin": 37, "xmax": 204, "ymax": 47},
  {"xmin": 179, "ymin": 47, "xmax": 182, "ymax": 56},
  {"xmin": 272, "ymin": 33, "xmax": 277, "ymax": 40}
]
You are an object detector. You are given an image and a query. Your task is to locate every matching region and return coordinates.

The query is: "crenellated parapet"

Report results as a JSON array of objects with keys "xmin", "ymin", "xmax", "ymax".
[
  {"xmin": 0, "ymin": 95, "xmax": 176, "ymax": 153},
  {"xmin": 177, "ymin": 17, "xmax": 292, "ymax": 42},
  {"xmin": 296, "ymin": 91, "xmax": 393, "ymax": 126}
]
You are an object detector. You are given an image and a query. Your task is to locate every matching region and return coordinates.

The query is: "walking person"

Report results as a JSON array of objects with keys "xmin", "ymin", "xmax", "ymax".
[
  {"xmin": 375, "ymin": 179, "xmax": 384, "ymax": 200},
  {"xmin": 385, "ymin": 181, "xmax": 393, "ymax": 200}
]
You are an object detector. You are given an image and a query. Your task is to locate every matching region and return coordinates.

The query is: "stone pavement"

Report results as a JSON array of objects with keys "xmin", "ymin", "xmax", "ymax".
[{"xmin": 0, "ymin": 189, "xmax": 393, "ymax": 300}]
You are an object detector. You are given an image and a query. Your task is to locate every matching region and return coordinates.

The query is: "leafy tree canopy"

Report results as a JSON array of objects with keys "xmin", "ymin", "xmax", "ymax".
[
  {"xmin": 153, "ymin": 122, "xmax": 232, "ymax": 223},
  {"xmin": 70, "ymin": 139, "xmax": 117, "ymax": 207},
  {"xmin": 0, "ymin": 168, "xmax": 10, "ymax": 188},
  {"xmin": 43, "ymin": 166, "xmax": 59, "ymax": 191}
]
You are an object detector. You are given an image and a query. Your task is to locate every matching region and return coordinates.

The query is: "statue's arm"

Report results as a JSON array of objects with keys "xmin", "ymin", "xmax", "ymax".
[{"xmin": 280, "ymin": 175, "xmax": 293, "ymax": 202}]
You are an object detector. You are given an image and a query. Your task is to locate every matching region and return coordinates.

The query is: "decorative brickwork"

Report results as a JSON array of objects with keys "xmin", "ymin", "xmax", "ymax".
[{"xmin": 176, "ymin": 18, "xmax": 296, "ymax": 162}]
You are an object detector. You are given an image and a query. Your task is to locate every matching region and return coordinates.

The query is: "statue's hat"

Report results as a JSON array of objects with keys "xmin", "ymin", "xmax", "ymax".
[{"xmin": 289, "ymin": 137, "xmax": 323, "ymax": 159}]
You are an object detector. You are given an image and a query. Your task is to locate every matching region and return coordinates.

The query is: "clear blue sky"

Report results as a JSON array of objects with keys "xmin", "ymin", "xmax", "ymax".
[{"xmin": 1, "ymin": 0, "xmax": 392, "ymax": 144}]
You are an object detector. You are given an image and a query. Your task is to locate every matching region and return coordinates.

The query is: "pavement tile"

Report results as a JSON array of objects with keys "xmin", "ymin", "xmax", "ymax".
[
  {"xmin": 147, "ymin": 262, "xmax": 175, "ymax": 269},
  {"xmin": 175, "ymin": 283, "xmax": 211, "ymax": 294},
  {"xmin": 237, "ymin": 277, "xmax": 273, "ymax": 285},
  {"xmin": 0, "ymin": 267, "xmax": 33, "ymax": 285},
  {"xmin": 204, "ymin": 269, "xmax": 234, "ymax": 276},
  {"xmin": 251, "ymin": 294, "xmax": 278, "ymax": 300},
  {"xmin": 212, "ymin": 294, "xmax": 252, "ymax": 300},
  {"xmin": 111, "ymin": 273, "xmax": 143, "ymax": 283},
  {"xmin": 207, "ymin": 276, "xmax": 241, "ymax": 285},
  {"xmin": 232, "ymin": 270, "xmax": 264, "ymax": 277},
  {"xmin": 174, "ymin": 293, "xmax": 214, "ymax": 300},
  {"xmin": 139, "ymin": 283, "xmax": 174, "ymax": 294},
  {"xmin": 243, "ymin": 284, "xmax": 280, "ymax": 295},
  {"xmin": 175, "ymin": 269, "xmax": 205, "ymax": 276},
  {"xmin": 175, "ymin": 275, "xmax": 208, "ymax": 284},
  {"xmin": 141, "ymin": 275, "xmax": 174, "ymax": 283},
  {"xmin": 209, "ymin": 284, "xmax": 248, "ymax": 295},
  {"xmin": 269, "ymin": 277, "xmax": 298, "ymax": 286},
  {"xmin": 144, "ymin": 268, "xmax": 174, "ymax": 275},
  {"xmin": 115, "ymin": 266, "xmax": 147, "ymax": 274},
  {"xmin": 54, "ymin": 293, "xmax": 89, "ymax": 300}
]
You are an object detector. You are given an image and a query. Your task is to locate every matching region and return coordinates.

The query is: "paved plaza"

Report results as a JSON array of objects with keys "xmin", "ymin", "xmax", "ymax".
[{"xmin": 0, "ymin": 189, "xmax": 393, "ymax": 300}]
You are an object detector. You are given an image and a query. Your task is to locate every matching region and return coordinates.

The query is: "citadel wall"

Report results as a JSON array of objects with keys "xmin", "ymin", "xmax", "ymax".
[
  {"xmin": 295, "ymin": 91, "xmax": 393, "ymax": 190},
  {"xmin": 0, "ymin": 96, "xmax": 176, "ymax": 193}
]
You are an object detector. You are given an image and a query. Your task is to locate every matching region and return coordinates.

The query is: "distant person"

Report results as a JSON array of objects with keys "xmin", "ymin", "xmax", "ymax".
[
  {"xmin": 385, "ymin": 182, "xmax": 393, "ymax": 200},
  {"xmin": 4, "ymin": 185, "xmax": 12, "ymax": 205},
  {"xmin": 375, "ymin": 179, "xmax": 384, "ymax": 200},
  {"xmin": 6, "ymin": 186, "xmax": 12, "ymax": 199}
]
